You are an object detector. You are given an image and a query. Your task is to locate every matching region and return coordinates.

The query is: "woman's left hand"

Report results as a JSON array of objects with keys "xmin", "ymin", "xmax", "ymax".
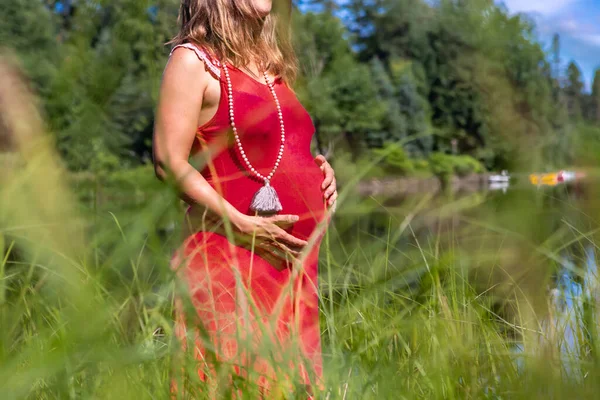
[{"xmin": 315, "ymin": 155, "xmax": 338, "ymax": 210}]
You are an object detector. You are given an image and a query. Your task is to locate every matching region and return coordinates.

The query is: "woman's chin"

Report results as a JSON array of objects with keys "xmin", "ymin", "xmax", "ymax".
[{"xmin": 253, "ymin": 0, "xmax": 272, "ymax": 16}]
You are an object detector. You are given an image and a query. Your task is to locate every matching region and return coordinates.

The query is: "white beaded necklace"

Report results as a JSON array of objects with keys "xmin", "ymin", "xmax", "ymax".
[{"xmin": 222, "ymin": 63, "xmax": 285, "ymax": 214}]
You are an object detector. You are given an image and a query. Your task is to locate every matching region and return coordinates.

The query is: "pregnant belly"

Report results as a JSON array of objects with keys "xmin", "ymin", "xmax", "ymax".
[
  {"xmin": 274, "ymin": 167, "xmax": 326, "ymax": 241},
  {"xmin": 196, "ymin": 157, "xmax": 326, "ymax": 240}
]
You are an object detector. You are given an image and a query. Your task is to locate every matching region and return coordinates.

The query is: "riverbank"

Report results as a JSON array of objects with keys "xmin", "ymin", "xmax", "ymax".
[{"xmin": 357, "ymin": 173, "xmax": 493, "ymax": 196}]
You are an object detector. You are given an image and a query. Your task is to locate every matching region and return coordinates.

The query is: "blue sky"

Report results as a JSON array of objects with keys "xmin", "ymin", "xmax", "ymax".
[{"xmin": 498, "ymin": 0, "xmax": 600, "ymax": 90}]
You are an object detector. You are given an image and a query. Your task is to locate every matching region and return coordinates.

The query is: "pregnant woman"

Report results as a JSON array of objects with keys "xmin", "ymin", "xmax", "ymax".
[{"xmin": 152, "ymin": 0, "xmax": 337, "ymax": 397}]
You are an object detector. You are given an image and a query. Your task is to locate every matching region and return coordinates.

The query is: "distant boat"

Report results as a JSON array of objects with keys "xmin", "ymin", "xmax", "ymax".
[
  {"xmin": 489, "ymin": 170, "xmax": 510, "ymax": 183},
  {"xmin": 530, "ymin": 170, "xmax": 578, "ymax": 186},
  {"xmin": 529, "ymin": 172, "xmax": 559, "ymax": 186},
  {"xmin": 557, "ymin": 170, "xmax": 576, "ymax": 183}
]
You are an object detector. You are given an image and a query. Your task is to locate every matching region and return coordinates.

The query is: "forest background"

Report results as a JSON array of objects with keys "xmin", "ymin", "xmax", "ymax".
[{"xmin": 4, "ymin": 0, "xmax": 600, "ymax": 185}]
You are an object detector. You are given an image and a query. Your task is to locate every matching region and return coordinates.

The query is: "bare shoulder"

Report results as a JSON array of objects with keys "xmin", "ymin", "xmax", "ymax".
[
  {"xmin": 158, "ymin": 46, "xmax": 221, "ymax": 127},
  {"xmin": 163, "ymin": 47, "xmax": 213, "ymax": 89}
]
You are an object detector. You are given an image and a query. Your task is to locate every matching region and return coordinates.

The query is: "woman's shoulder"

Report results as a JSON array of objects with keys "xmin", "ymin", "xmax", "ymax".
[{"xmin": 169, "ymin": 42, "xmax": 221, "ymax": 79}]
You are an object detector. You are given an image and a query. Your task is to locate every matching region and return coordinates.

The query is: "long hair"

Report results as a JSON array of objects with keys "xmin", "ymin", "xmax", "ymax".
[{"xmin": 170, "ymin": 0, "xmax": 297, "ymax": 83}]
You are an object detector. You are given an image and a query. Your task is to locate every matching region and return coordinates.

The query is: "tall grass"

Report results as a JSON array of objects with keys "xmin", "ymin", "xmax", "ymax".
[{"xmin": 2, "ymin": 53, "xmax": 600, "ymax": 399}]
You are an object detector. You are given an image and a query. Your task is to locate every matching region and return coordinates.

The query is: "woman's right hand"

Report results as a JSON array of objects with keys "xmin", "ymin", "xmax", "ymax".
[{"xmin": 232, "ymin": 213, "xmax": 308, "ymax": 260}]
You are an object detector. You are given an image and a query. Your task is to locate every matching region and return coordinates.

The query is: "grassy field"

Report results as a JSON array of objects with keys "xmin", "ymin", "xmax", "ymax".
[{"xmin": 2, "ymin": 53, "xmax": 600, "ymax": 400}]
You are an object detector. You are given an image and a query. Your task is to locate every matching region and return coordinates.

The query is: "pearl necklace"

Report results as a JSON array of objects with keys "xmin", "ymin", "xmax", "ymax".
[{"xmin": 222, "ymin": 64, "xmax": 285, "ymax": 214}]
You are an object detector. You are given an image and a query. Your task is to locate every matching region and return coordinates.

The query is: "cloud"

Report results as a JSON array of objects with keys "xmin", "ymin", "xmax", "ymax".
[
  {"xmin": 576, "ymin": 34, "xmax": 600, "ymax": 47},
  {"xmin": 498, "ymin": 0, "xmax": 600, "ymax": 88},
  {"xmin": 499, "ymin": 0, "xmax": 578, "ymax": 15},
  {"xmin": 537, "ymin": 9, "xmax": 600, "ymax": 53},
  {"xmin": 557, "ymin": 18, "xmax": 580, "ymax": 33}
]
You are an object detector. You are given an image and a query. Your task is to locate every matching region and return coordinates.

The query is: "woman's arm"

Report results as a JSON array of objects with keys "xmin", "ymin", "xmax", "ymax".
[
  {"xmin": 153, "ymin": 49, "xmax": 240, "ymax": 220},
  {"xmin": 152, "ymin": 48, "xmax": 307, "ymax": 250}
]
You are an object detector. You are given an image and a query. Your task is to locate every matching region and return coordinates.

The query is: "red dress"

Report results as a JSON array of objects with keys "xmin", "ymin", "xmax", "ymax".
[{"xmin": 170, "ymin": 43, "xmax": 327, "ymax": 395}]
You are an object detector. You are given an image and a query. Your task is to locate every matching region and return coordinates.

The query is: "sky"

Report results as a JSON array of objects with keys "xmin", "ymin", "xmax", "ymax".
[{"xmin": 497, "ymin": 0, "xmax": 600, "ymax": 90}]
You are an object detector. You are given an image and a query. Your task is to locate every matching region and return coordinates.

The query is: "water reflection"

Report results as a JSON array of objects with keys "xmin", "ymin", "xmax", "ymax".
[
  {"xmin": 488, "ymin": 181, "xmax": 509, "ymax": 194},
  {"xmin": 547, "ymin": 245, "xmax": 598, "ymax": 374},
  {"xmin": 350, "ymin": 173, "xmax": 598, "ymax": 372}
]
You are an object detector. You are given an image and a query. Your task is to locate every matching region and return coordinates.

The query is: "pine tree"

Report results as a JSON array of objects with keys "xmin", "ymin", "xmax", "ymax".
[
  {"xmin": 591, "ymin": 69, "xmax": 600, "ymax": 123},
  {"xmin": 565, "ymin": 61, "xmax": 584, "ymax": 120},
  {"xmin": 369, "ymin": 57, "xmax": 406, "ymax": 148},
  {"xmin": 394, "ymin": 65, "xmax": 431, "ymax": 155}
]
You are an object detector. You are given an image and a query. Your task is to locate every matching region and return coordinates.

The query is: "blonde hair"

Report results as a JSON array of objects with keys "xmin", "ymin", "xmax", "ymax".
[{"xmin": 170, "ymin": 0, "xmax": 297, "ymax": 83}]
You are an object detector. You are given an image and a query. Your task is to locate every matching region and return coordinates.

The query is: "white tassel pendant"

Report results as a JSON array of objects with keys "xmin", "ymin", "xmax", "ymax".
[
  {"xmin": 223, "ymin": 65, "xmax": 286, "ymax": 214},
  {"xmin": 250, "ymin": 182, "xmax": 283, "ymax": 214}
]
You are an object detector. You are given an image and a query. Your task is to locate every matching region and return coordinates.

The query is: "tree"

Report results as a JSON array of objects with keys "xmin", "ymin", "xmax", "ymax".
[
  {"xmin": 565, "ymin": 61, "xmax": 584, "ymax": 120},
  {"xmin": 0, "ymin": 0, "xmax": 60, "ymax": 100},
  {"xmin": 591, "ymin": 69, "xmax": 600, "ymax": 122},
  {"xmin": 48, "ymin": 0, "xmax": 177, "ymax": 169},
  {"xmin": 0, "ymin": 0, "xmax": 583, "ymax": 173},
  {"xmin": 369, "ymin": 57, "xmax": 431, "ymax": 153},
  {"xmin": 293, "ymin": 11, "xmax": 385, "ymax": 156},
  {"xmin": 369, "ymin": 57, "xmax": 406, "ymax": 148},
  {"xmin": 395, "ymin": 65, "xmax": 431, "ymax": 155},
  {"xmin": 551, "ymin": 34, "xmax": 561, "ymax": 101},
  {"xmin": 341, "ymin": 0, "xmax": 568, "ymax": 168}
]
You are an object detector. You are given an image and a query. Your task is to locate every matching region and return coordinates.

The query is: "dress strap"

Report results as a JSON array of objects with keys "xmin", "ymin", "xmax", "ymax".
[{"xmin": 169, "ymin": 43, "xmax": 221, "ymax": 79}]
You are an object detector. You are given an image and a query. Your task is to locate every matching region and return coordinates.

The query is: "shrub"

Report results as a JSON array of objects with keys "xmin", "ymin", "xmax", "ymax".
[
  {"xmin": 331, "ymin": 152, "xmax": 387, "ymax": 185},
  {"xmin": 412, "ymin": 159, "xmax": 430, "ymax": 172},
  {"xmin": 428, "ymin": 153, "xmax": 484, "ymax": 180},
  {"xmin": 428, "ymin": 153, "xmax": 454, "ymax": 181},
  {"xmin": 453, "ymin": 155, "xmax": 484, "ymax": 176},
  {"xmin": 373, "ymin": 143, "xmax": 414, "ymax": 175}
]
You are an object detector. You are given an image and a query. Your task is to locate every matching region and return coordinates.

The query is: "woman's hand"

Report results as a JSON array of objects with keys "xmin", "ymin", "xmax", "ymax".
[
  {"xmin": 232, "ymin": 213, "xmax": 308, "ymax": 260},
  {"xmin": 315, "ymin": 155, "xmax": 338, "ymax": 209}
]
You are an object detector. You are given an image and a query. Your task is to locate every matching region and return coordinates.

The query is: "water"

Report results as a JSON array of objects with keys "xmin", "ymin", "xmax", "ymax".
[{"xmin": 354, "ymin": 176, "xmax": 600, "ymax": 373}]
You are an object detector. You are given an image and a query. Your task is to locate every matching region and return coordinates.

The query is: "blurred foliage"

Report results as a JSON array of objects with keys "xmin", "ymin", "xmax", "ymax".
[
  {"xmin": 6, "ymin": 3, "xmax": 600, "ymax": 398},
  {"xmin": 2, "ymin": 0, "xmax": 599, "ymax": 177},
  {"xmin": 1, "ymin": 0, "xmax": 178, "ymax": 171},
  {"xmin": 429, "ymin": 152, "xmax": 484, "ymax": 181},
  {"xmin": 373, "ymin": 143, "xmax": 415, "ymax": 175},
  {"xmin": 371, "ymin": 142, "xmax": 484, "ymax": 178}
]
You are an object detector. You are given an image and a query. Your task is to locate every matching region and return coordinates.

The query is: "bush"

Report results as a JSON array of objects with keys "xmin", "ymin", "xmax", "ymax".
[
  {"xmin": 453, "ymin": 155, "xmax": 484, "ymax": 176},
  {"xmin": 331, "ymin": 152, "xmax": 387, "ymax": 185},
  {"xmin": 412, "ymin": 159, "xmax": 430, "ymax": 171},
  {"xmin": 373, "ymin": 143, "xmax": 414, "ymax": 175},
  {"xmin": 366, "ymin": 146, "xmax": 484, "ymax": 179},
  {"xmin": 428, "ymin": 153, "xmax": 454, "ymax": 180},
  {"xmin": 428, "ymin": 153, "xmax": 484, "ymax": 180},
  {"xmin": 412, "ymin": 158, "xmax": 431, "ymax": 177}
]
